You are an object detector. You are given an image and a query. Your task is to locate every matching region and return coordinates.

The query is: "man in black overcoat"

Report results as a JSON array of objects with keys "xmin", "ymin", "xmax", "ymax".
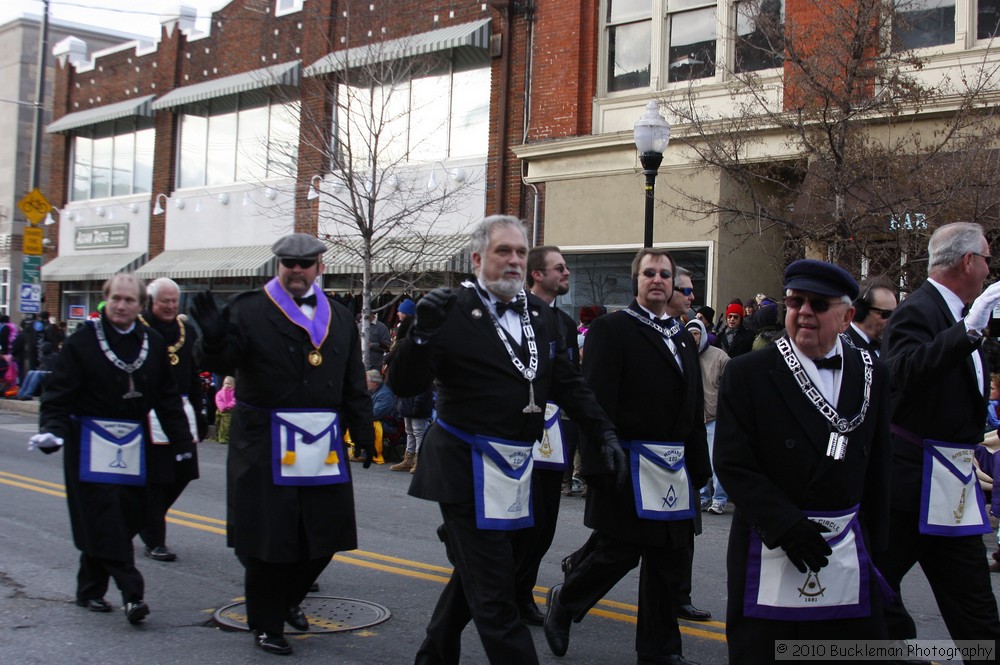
[
  {"xmin": 191, "ymin": 233, "xmax": 375, "ymax": 656},
  {"xmin": 31, "ymin": 273, "xmax": 195, "ymax": 625},
  {"xmin": 879, "ymin": 222, "xmax": 1000, "ymax": 659},
  {"xmin": 387, "ymin": 215, "xmax": 623, "ymax": 665},
  {"xmin": 543, "ymin": 248, "xmax": 710, "ymax": 665},
  {"xmin": 714, "ymin": 259, "xmax": 892, "ymax": 664}
]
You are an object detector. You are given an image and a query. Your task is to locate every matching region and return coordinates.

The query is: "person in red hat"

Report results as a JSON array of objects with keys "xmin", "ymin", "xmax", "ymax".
[{"xmin": 714, "ymin": 302, "xmax": 754, "ymax": 357}]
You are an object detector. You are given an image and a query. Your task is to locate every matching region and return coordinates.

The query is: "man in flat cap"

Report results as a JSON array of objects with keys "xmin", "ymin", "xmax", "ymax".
[
  {"xmin": 713, "ymin": 259, "xmax": 892, "ymax": 664},
  {"xmin": 190, "ymin": 232, "xmax": 374, "ymax": 657},
  {"xmin": 878, "ymin": 222, "xmax": 1000, "ymax": 656}
]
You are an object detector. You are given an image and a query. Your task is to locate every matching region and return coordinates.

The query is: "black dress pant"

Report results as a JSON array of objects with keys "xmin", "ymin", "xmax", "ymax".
[
  {"xmin": 558, "ymin": 530, "xmax": 686, "ymax": 662},
  {"xmin": 77, "ymin": 551, "xmax": 144, "ymax": 605},
  {"xmin": 513, "ymin": 468, "xmax": 563, "ymax": 608},
  {"xmin": 415, "ymin": 501, "xmax": 538, "ymax": 665},
  {"xmin": 876, "ymin": 509, "xmax": 1000, "ymax": 664},
  {"xmin": 140, "ymin": 479, "xmax": 189, "ymax": 549},
  {"xmin": 244, "ymin": 555, "xmax": 329, "ymax": 635}
]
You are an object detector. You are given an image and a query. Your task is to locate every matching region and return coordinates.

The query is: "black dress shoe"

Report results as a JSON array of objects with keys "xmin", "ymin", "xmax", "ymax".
[
  {"xmin": 253, "ymin": 630, "xmax": 293, "ymax": 656},
  {"xmin": 124, "ymin": 600, "xmax": 149, "ymax": 624},
  {"xmin": 286, "ymin": 605, "xmax": 309, "ymax": 631},
  {"xmin": 676, "ymin": 604, "xmax": 712, "ymax": 621},
  {"xmin": 75, "ymin": 598, "xmax": 112, "ymax": 613},
  {"xmin": 543, "ymin": 584, "xmax": 573, "ymax": 657},
  {"xmin": 518, "ymin": 600, "xmax": 545, "ymax": 626},
  {"xmin": 144, "ymin": 546, "xmax": 177, "ymax": 562}
]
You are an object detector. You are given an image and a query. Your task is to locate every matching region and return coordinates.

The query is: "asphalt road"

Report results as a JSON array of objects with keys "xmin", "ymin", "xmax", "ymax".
[{"xmin": 0, "ymin": 406, "xmax": 983, "ymax": 664}]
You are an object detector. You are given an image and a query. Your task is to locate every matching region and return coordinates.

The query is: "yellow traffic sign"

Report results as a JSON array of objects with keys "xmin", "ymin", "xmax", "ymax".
[
  {"xmin": 23, "ymin": 226, "xmax": 43, "ymax": 255},
  {"xmin": 18, "ymin": 188, "xmax": 52, "ymax": 225}
]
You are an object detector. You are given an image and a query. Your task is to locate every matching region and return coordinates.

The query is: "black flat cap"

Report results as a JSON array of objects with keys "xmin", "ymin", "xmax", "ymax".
[
  {"xmin": 783, "ymin": 259, "xmax": 859, "ymax": 300},
  {"xmin": 271, "ymin": 233, "xmax": 327, "ymax": 259}
]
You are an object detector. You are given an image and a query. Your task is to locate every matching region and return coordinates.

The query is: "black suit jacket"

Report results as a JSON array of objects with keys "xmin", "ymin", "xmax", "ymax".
[
  {"xmin": 844, "ymin": 324, "xmax": 878, "ymax": 356},
  {"xmin": 881, "ymin": 280, "xmax": 989, "ymax": 510},
  {"xmin": 714, "ymin": 339, "xmax": 891, "ymax": 553},
  {"xmin": 388, "ymin": 286, "xmax": 613, "ymax": 505},
  {"xmin": 579, "ymin": 301, "xmax": 709, "ymax": 548}
]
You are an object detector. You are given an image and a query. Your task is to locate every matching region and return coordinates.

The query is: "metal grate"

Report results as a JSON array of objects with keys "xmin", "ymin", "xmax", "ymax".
[{"xmin": 212, "ymin": 596, "xmax": 391, "ymax": 634}]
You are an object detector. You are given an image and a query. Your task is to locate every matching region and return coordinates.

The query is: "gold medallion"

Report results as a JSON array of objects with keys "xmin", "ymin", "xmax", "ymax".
[
  {"xmin": 308, "ymin": 350, "xmax": 323, "ymax": 366},
  {"xmin": 168, "ymin": 352, "xmax": 179, "ymax": 366}
]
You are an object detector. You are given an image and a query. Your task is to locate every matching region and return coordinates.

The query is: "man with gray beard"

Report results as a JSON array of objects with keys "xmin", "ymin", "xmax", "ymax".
[{"xmin": 388, "ymin": 215, "xmax": 623, "ymax": 664}]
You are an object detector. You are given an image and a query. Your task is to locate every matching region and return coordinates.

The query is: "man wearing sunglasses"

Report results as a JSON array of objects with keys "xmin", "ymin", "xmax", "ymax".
[
  {"xmin": 844, "ymin": 278, "xmax": 897, "ymax": 357},
  {"xmin": 191, "ymin": 233, "xmax": 375, "ymax": 656},
  {"xmin": 714, "ymin": 259, "xmax": 892, "ymax": 663},
  {"xmin": 879, "ymin": 222, "xmax": 1000, "ymax": 655}
]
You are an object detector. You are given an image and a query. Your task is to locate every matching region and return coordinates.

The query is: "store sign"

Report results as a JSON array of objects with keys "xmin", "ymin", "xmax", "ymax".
[{"xmin": 75, "ymin": 224, "xmax": 129, "ymax": 249}]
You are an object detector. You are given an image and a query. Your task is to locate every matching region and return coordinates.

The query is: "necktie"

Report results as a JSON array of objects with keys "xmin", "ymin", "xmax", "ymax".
[
  {"xmin": 496, "ymin": 298, "xmax": 525, "ymax": 317},
  {"xmin": 294, "ymin": 293, "xmax": 317, "ymax": 307},
  {"xmin": 813, "ymin": 355, "xmax": 842, "ymax": 370}
]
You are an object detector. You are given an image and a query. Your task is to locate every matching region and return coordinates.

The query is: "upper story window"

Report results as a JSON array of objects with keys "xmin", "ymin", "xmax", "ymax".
[
  {"xmin": 333, "ymin": 58, "xmax": 490, "ymax": 168},
  {"xmin": 70, "ymin": 118, "xmax": 154, "ymax": 202},
  {"xmin": 735, "ymin": 0, "xmax": 785, "ymax": 73},
  {"xmin": 893, "ymin": 0, "xmax": 956, "ymax": 50},
  {"xmin": 668, "ymin": 0, "xmax": 718, "ymax": 83},
  {"xmin": 177, "ymin": 92, "xmax": 299, "ymax": 190},
  {"xmin": 979, "ymin": 0, "xmax": 1000, "ymax": 38},
  {"xmin": 607, "ymin": 0, "xmax": 653, "ymax": 92}
]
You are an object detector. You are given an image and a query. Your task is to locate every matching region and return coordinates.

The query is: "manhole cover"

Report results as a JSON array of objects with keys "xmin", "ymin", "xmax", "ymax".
[{"xmin": 212, "ymin": 596, "xmax": 391, "ymax": 634}]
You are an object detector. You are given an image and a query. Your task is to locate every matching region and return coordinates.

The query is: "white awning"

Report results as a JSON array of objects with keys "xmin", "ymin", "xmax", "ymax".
[
  {"xmin": 41, "ymin": 251, "xmax": 147, "ymax": 281},
  {"xmin": 304, "ymin": 19, "xmax": 491, "ymax": 76},
  {"xmin": 134, "ymin": 246, "xmax": 276, "ymax": 279},
  {"xmin": 151, "ymin": 61, "xmax": 301, "ymax": 110},
  {"xmin": 46, "ymin": 95, "xmax": 156, "ymax": 133},
  {"xmin": 323, "ymin": 234, "xmax": 471, "ymax": 275}
]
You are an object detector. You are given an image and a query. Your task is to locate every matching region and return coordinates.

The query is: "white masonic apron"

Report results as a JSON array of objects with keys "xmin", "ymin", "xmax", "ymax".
[
  {"xmin": 438, "ymin": 419, "xmax": 535, "ymax": 530},
  {"xmin": 745, "ymin": 507, "xmax": 875, "ymax": 620},
  {"xmin": 532, "ymin": 402, "xmax": 568, "ymax": 471},
  {"xmin": 148, "ymin": 395, "xmax": 199, "ymax": 444},
  {"xmin": 78, "ymin": 417, "xmax": 146, "ymax": 486},
  {"xmin": 920, "ymin": 439, "xmax": 991, "ymax": 536},
  {"xmin": 626, "ymin": 440, "xmax": 694, "ymax": 520},
  {"xmin": 270, "ymin": 409, "xmax": 348, "ymax": 486}
]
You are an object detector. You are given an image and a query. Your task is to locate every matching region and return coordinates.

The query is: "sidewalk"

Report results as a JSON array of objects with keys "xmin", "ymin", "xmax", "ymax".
[{"xmin": 0, "ymin": 398, "xmax": 40, "ymax": 417}]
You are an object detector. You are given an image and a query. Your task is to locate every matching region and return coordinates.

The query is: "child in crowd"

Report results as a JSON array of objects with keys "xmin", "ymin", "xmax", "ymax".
[
  {"xmin": 988, "ymin": 373, "xmax": 1000, "ymax": 434},
  {"xmin": 214, "ymin": 376, "xmax": 236, "ymax": 444}
]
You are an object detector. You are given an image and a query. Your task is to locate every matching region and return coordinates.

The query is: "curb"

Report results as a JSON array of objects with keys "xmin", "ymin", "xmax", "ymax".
[{"xmin": 0, "ymin": 399, "xmax": 40, "ymax": 416}]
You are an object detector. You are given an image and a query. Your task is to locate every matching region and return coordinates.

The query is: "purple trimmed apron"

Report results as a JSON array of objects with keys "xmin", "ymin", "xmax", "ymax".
[
  {"xmin": 920, "ymin": 439, "xmax": 992, "ymax": 536},
  {"xmin": 269, "ymin": 409, "xmax": 347, "ymax": 486},
  {"xmin": 532, "ymin": 403, "xmax": 568, "ymax": 471}
]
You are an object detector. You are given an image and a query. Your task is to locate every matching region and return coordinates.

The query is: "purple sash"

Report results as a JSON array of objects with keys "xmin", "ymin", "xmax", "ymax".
[{"xmin": 263, "ymin": 278, "xmax": 332, "ymax": 350}]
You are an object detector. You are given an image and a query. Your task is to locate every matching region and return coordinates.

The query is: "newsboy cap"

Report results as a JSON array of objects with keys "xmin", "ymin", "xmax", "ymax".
[
  {"xmin": 271, "ymin": 233, "xmax": 327, "ymax": 259},
  {"xmin": 783, "ymin": 259, "xmax": 859, "ymax": 300}
]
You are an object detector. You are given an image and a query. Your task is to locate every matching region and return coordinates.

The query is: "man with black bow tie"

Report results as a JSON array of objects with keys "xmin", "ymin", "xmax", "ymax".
[
  {"xmin": 543, "ymin": 248, "xmax": 710, "ymax": 665},
  {"xmin": 844, "ymin": 277, "xmax": 896, "ymax": 357},
  {"xmin": 713, "ymin": 259, "xmax": 892, "ymax": 664},
  {"xmin": 191, "ymin": 233, "xmax": 374, "ymax": 656},
  {"xmin": 388, "ymin": 216, "xmax": 622, "ymax": 665}
]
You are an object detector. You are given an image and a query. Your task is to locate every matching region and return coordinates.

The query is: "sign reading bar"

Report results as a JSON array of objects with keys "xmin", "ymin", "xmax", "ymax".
[
  {"xmin": 23, "ymin": 227, "xmax": 44, "ymax": 255},
  {"xmin": 75, "ymin": 224, "xmax": 129, "ymax": 250},
  {"xmin": 18, "ymin": 188, "xmax": 51, "ymax": 225}
]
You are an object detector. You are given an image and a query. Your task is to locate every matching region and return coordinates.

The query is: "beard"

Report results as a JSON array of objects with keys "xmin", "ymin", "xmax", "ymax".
[{"xmin": 484, "ymin": 274, "xmax": 524, "ymax": 300}]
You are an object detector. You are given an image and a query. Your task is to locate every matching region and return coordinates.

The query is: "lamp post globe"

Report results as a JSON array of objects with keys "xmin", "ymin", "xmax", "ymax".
[{"xmin": 633, "ymin": 100, "xmax": 671, "ymax": 247}]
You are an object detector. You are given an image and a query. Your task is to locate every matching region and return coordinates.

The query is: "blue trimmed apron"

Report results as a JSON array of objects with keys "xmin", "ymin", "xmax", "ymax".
[
  {"xmin": 626, "ymin": 440, "xmax": 694, "ymax": 521},
  {"xmin": 920, "ymin": 439, "xmax": 991, "ymax": 536},
  {"xmin": 532, "ymin": 402, "xmax": 568, "ymax": 471},
  {"xmin": 79, "ymin": 417, "xmax": 146, "ymax": 486},
  {"xmin": 745, "ymin": 506, "xmax": 890, "ymax": 620},
  {"xmin": 269, "ymin": 409, "xmax": 348, "ymax": 486},
  {"xmin": 438, "ymin": 420, "xmax": 535, "ymax": 531}
]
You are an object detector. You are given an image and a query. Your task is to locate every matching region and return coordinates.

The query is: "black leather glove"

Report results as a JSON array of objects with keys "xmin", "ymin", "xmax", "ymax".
[
  {"xmin": 602, "ymin": 431, "xmax": 628, "ymax": 490},
  {"xmin": 189, "ymin": 290, "xmax": 227, "ymax": 345},
  {"xmin": 778, "ymin": 518, "xmax": 832, "ymax": 573},
  {"xmin": 359, "ymin": 439, "xmax": 374, "ymax": 469},
  {"xmin": 413, "ymin": 288, "xmax": 456, "ymax": 340}
]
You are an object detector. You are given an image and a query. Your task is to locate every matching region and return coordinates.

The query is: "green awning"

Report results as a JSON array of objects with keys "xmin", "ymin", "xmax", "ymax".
[
  {"xmin": 323, "ymin": 234, "xmax": 471, "ymax": 275},
  {"xmin": 46, "ymin": 95, "xmax": 155, "ymax": 133},
  {"xmin": 151, "ymin": 61, "xmax": 301, "ymax": 110},
  {"xmin": 41, "ymin": 251, "xmax": 147, "ymax": 281},
  {"xmin": 304, "ymin": 19, "xmax": 491, "ymax": 76},
  {"xmin": 134, "ymin": 245, "xmax": 276, "ymax": 279}
]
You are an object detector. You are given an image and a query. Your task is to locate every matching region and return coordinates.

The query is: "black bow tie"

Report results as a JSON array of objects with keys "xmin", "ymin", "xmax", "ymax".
[
  {"xmin": 294, "ymin": 293, "xmax": 317, "ymax": 307},
  {"xmin": 813, "ymin": 355, "xmax": 842, "ymax": 370},
  {"xmin": 495, "ymin": 298, "xmax": 525, "ymax": 317}
]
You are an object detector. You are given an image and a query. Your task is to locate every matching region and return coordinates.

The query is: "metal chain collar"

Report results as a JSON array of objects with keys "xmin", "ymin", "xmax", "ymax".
[
  {"xmin": 475, "ymin": 288, "xmax": 539, "ymax": 381},
  {"xmin": 623, "ymin": 307, "xmax": 682, "ymax": 340},
  {"xmin": 92, "ymin": 318, "xmax": 150, "ymax": 375}
]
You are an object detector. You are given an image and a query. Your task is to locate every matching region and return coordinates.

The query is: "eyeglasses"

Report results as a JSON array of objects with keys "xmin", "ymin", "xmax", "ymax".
[
  {"xmin": 674, "ymin": 286, "xmax": 694, "ymax": 296},
  {"xmin": 783, "ymin": 295, "xmax": 845, "ymax": 313},
  {"xmin": 641, "ymin": 269, "xmax": 672, "ymax": 280},
  {"xmin": 868, "ymin": 306, "xmax": 894, "ymax": 320},
  {"xmin": 543, "ymin": 264, "xmax": 569, "ymax": 274},
  {"xmin": 280, "ymin": 258, "xmax": 318, "ymax": 269},
  {"xmin": 971, "ymin": 252, "xmax": 991, "ymax": 269}
]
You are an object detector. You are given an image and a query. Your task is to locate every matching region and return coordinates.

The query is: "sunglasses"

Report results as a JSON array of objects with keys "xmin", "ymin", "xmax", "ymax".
[
  {"xmin": 544, "ymin": 264, "xmax": 570, "ymax": 274},
  {"xmin": 641, "ymin": 269, "xmax": 673, "ymax": 280},
  {"xmin": 280, "ymin": 257, "xmax": 318, "ymax": 269},
  {"xmin": 868, "ymin": 306, "xmax": 894, "ymax": 320},
  {"xmin": 783, "ymin": 295, "xmax": 844, "ymax": 313},
  {"xmin": 674, "ymin": 287, "xmax": 694, "ymax": 296},
  {"xmin": 971, "ymin": 252, "xmax": 991, "ymax": 270}
]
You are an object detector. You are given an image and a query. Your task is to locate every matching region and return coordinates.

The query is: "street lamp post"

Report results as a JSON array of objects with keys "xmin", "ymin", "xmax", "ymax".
[{"xmin": 633, "ymin": 100, "xmax": 671, "ymax": 248}]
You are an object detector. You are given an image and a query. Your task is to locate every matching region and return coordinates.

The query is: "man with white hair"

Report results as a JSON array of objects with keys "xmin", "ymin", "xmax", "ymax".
[{"xmin": 388, "ymin": 215, "xmax": 623, "ymax": 665}]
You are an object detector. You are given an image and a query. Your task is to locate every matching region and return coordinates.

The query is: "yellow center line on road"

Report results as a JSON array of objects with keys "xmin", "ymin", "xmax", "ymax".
[{"xmin": 1, "ymin": 468, "xmax": 727, "ymax": 641}]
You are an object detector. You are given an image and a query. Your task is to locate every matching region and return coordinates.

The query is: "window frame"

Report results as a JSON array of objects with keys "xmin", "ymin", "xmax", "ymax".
[{"xmin": 67, "ymin": 117, "xmax": 155, "ymax": 202}]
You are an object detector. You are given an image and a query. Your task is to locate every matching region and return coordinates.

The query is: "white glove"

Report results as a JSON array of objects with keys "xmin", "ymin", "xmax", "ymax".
[
  {"xmin": 28, "ymin": 432, "xmax": 64, "ymax": 452},
  {"xmin": 965, "ymin": 281, "xmax": 1000, "ymax": 332}
]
